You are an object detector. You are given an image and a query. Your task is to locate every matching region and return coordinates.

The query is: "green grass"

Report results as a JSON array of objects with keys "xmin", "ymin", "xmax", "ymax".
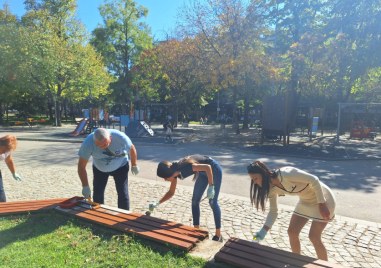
[{"xmin": 0, "ymin": 212, "xmax": 207, "ymax": 268}]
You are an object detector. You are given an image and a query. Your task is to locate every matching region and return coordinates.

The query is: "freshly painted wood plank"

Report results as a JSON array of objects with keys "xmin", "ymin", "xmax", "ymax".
[
  {"xmin": 56, "ymin": 206, "xmax": 194, "ymax": 250},
  {"xmin": 72, "ymin": 204, "xmax": 200, "ymax": 244},
  {"xmin": 0, "ymin": 197, "xmax": 208, "ymax": 252},
  {"xmin": 0, "ymin": 198, "xmax": 69, "ymax": 215},
  {"xmin": 95, "ymin": 207, "xmax": 207, "ymax": 240}
]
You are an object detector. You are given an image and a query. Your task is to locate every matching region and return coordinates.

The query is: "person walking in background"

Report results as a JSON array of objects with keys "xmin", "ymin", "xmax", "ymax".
[
  {"xmin": 165, "ymin": 120, "xmax": 173, "ymax": 143},
  {"xmin": 0, "ymin": 135, "xmax": 22, "ymax": 202},
  {"xmin": 77, "ymin": 128, "xmax": 140, "ymax": 210},
  {"xmin": 152, "ymin": 154, "xmax": 223, "ymax": 242},
  {"xmin": 247, "ymin": 161, "xmax": 335, "ymax": 261}
]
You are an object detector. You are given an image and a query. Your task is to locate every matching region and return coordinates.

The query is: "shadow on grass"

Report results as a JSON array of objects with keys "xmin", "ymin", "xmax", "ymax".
[{"xmin": 0, "ymin": 211, "xmax": 65, "ymax": 249}]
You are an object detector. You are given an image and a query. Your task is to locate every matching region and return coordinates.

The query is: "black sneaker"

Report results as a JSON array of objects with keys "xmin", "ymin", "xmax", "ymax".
[{"xmin": 211, "ymin": 235, "xmax": 223, "ymax": 242}]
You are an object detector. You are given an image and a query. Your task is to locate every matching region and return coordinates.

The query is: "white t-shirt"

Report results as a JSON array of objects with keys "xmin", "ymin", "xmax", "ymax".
[{"xmin": 78, "ymin": 129, "xmax": 132, "ymax": 172}]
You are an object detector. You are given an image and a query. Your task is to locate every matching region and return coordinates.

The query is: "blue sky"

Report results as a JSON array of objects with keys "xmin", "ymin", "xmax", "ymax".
[{"xmin": 0, "ymin": 0, "xmax": 188, "ymax": 40}]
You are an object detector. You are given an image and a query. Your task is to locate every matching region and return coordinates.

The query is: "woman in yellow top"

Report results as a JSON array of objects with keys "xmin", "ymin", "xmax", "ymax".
[
  {"xmin": 0, "ymin": 135, "xmax": 22, "ymax": 202},
  {"xmin": 247, "ymin": 161, "xmax": 335, "ymax": 261}
]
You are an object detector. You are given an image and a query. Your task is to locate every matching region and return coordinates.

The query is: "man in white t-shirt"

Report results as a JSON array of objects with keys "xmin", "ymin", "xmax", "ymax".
[{"xmin": 78, "ymin": 128, "xmax": 140, "ymax": 210}]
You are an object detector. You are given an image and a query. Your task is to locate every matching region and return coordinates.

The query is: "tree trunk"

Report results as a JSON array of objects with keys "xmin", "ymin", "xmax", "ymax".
[
  {"xmin": 242, "ymin": 96, "xmax": 250, "ymax": 130},
  {"xmin": 46, "ymin": 93, "xmax": 53, "ymax": 121},
  {"xmin": 232, "ymin": 90, "xmax": 240, "ymax": 134}
]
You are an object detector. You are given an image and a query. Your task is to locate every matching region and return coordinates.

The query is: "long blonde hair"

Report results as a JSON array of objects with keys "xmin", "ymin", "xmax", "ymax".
[{"xmin": 0, "ymin": 135, "xmax": 17, "ymax": 152}]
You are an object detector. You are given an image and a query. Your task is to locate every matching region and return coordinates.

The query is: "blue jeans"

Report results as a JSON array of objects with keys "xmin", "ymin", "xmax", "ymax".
[
  {"xmin": 0, "ymin": 170, "xmax": 6, "ymax": 202},
  {"xmin": 92, "ymin": 163, "xmax": 130, "ymax": 210},
  {"xmin": 191, "ymin": 159, "xmax": 222, "ymax": 229}
]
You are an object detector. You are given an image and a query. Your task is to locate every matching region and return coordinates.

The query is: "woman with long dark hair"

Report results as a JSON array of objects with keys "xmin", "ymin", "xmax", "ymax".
[
  {"xmin": 154, "ymin": 154, "xmax": 223, "ymax": 242},
  {"xmin": 247, "ymin": 161, "xmax": 335, "ymax": 261}
]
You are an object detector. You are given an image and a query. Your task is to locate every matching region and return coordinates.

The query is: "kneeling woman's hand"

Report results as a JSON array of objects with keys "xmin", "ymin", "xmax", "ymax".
[
  {"xmin": 253, "ymin": 227, "xmax": 268, "ymax": 241},
  {"xmin": 207, "ymin": 185, "xmax": 215, "ymax": 199}
]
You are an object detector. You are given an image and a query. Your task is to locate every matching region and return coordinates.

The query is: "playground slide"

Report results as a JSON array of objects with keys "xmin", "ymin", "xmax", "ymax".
[{"xmin": 69, "ymin": 118, "xmax": 88, "ymax": 137}]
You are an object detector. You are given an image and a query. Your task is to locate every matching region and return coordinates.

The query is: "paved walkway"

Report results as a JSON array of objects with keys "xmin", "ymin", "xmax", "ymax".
[{"xmin": 1, "ymin": 125, "xmax": 380, "ymax": 268}]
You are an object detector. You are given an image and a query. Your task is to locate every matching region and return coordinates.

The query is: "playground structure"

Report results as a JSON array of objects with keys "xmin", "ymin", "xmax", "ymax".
[
  {"xmin": 69, "ymin": 108, "xmax": 154, "ymax": 138},
  {"xmin": 336, "ymin": 103, "xmax": 381, "ymax": 142},
  {"xmin": 69, "ymin": 118, "xmax": 88, "ymax": 136},
  {"xmin": 349, "ymin": 120, "xmax": 377, "ymax": 140}
]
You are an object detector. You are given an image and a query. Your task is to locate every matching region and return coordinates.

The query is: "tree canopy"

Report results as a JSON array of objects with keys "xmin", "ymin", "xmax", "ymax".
[{"xmin": 1, "ymin": 0, "xmax": 380, "ymax": 126}]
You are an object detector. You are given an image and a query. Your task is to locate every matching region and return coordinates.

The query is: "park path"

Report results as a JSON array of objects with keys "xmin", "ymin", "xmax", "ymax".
[{"xmin": 0, "ymin": 125, "xmax": 380, "ymax": 267}]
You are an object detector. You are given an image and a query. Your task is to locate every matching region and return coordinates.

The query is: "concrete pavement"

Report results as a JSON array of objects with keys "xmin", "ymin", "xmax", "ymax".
[{"xmin": 0, "ymin": 124, "xmax": 380, "ymax": 267}]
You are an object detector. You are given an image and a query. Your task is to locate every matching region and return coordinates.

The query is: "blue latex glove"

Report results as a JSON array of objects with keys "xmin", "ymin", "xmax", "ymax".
[
  {"xmin": 131, "ymin": 165, "xmax": 140, "ymax": 175},
  {"xmin": 12, "ymin": 173, "xmax": 22, "ymax": 181},
  {"xmin": 149, "ymin": 201, "xmax": 160, "ymax": 211},
  {"xmin": 207, "ymin": 185, "xmax": 215, "ymax": 199},
  {"xmin": 253, "ymin": 228, "xmax": 268, "ymax": 241},
  {"xmin": 82, "ymin": 186, "xmax": 91, "ymax": 199}
]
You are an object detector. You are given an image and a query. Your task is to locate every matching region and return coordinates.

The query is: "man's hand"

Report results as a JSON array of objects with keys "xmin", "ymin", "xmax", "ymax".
[
  {"xmin": 131, "ymin": 165, "xmax": 140, "ymax": 175},
  {"xmin": 82, "ymin": 186, "xmax": 91, "ymax": 198},
  {"xmin": 12, "ymin": 173, "xmax": 22, "ymax": 181}
]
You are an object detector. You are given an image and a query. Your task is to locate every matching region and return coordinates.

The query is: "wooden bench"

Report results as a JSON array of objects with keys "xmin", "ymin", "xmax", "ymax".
[
  {"xmin": 55, "ymin": 198, "xmax": 208, "ymax": 251},
  {"xmin": 0, "ymin": 198, "xmax": 69, "ymax": 215},
  {"xmin": 214, "ymin": 237, "xmax": 343, "ymax": 268},
  {"xmin": 0, "ymin": 197, "xmax": 208, "ymax": 252}
]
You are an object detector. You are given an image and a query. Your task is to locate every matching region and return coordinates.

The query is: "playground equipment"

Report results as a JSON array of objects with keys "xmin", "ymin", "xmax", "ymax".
[
  {"xmin": 350, "ymin": 120, "xmax": 377, "ymax": 140},
  {"xmin": 69, "ymin": 118, "xmax": 88, "ymax": 136},
  {"xmin": 125, "ymin": 120, "xmax": 154, "ymax": 138}
]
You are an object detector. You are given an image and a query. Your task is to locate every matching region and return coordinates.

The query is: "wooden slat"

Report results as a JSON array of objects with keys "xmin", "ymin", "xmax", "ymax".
[
  {"xmin": 55, "ymin": 198, "xmax": 208, "ymax": 251},
  {"xmin": 0, "ymin": 198, "xmax": 69, "ymax": 206},
  {"xmin": 0, "ymin": 197, "xmax": 209, "ymax": 251},
  {"xmin": 81, "ymin": 203, "xmax": 208, "ymax": 240},
  {"xmin": 98, "ymin": 204, "xmax": 208, "ymax": 237},
  {"xmin": 73, "ymin": 204, "xmax": 200, "ymax": 244},
  {"xmin": 214, "ymin": 238, "xmax": 343, "ymax": 268},
  {"xmin": 214, "ymin": 251, "xmax": 270, "ymax": 268},
  {"xmin": 0, "ymin": 198, "xmax": 70, "ymax": 215},
  {"xmin": 218, "ymin": 246, "xmax": 309, "ymax": 268},
  {"xmin": 95, "ymin": 207, "xmax": 207, "ymax": 240},
  {"xmin": 57, "ymin": 205, "xmax": 195, "ymax": 250},
  {"xmin": 226, "ymin": 238, "xmax": 343, "ymax": 268}
]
